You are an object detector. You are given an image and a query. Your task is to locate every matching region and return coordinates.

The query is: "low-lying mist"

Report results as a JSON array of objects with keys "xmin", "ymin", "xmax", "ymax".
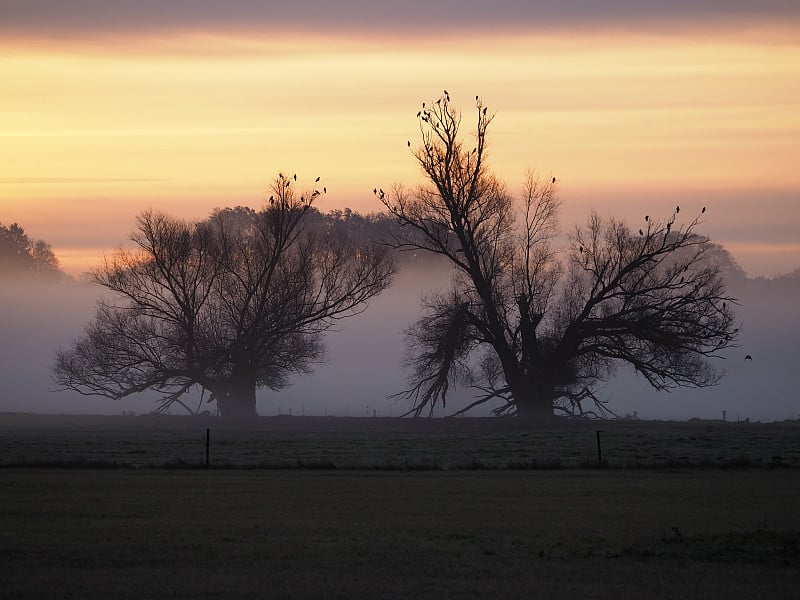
[{"xmin": 1, "ymin": 263, "xmax": 797, "ymax": 421}]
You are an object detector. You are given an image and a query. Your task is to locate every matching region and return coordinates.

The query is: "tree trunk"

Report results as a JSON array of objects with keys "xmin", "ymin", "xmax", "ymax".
[
  {"xmin": 216, "ymin": 376, "xmax": 257, "ymax": 418},
  {"xmin": 510, "ymin": 378, "xmax": 556, "ymax": 424},
  {"xmin": 515, "ymin": 394, "xmax": 555, "ymax": 423}
]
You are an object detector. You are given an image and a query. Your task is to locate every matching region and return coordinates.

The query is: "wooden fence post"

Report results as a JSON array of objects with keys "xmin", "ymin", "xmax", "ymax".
[
  {"xmin": 596, "ymin": 430, "xmax": 603, "ymax": 468},
  {"xmin": 206, "ymin": 428, "xmax": 210, "ymax": 468}
]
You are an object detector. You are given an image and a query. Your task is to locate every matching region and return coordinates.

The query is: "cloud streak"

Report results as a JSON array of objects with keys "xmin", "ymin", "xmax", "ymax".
[{"xmin": 1, "ymin": 1, "xmax": 799, "ymax": 40}]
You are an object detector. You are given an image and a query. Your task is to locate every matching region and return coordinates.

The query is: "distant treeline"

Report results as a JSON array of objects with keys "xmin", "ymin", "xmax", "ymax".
[
  {"xmin": 3, "ymin": 208, "xmax": 799, "ymax": 285},
  {"xmin": 0, "ymin": 221, "xmax": 64, "ymax": 280},
  {"xmin": 209, "ymin": 204, "xmax": 436, "ymax": 266},
  {"xmin": 1, "ymin": 207, "xmax": 426, "ymax": 282}
]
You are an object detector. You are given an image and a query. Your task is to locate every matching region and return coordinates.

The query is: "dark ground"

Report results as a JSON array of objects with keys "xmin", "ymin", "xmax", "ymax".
[
  {"xmin": 1, "ymin": 468, "xmax": 799, "ymax": 599},
  {"xmin": 1, "ymin": 413, "xmax": 798, "ymax": 469},
  {"xmin": 1, "ymin": 414, "xmax": 799, "ymax": 598}
]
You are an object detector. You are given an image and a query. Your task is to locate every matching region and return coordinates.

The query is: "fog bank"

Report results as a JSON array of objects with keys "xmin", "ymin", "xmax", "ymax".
[{"xmin": 0, "ymin": 264, "xmax": 797, "ymax": 421}]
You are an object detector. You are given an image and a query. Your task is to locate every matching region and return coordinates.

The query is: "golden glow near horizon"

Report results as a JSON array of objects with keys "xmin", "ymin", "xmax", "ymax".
[{"xmin": 1, "ymin": 30, "xmax": 799, "ymax": 276}]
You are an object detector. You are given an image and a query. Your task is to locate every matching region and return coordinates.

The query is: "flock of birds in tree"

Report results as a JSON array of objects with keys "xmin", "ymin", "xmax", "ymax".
[
  {"xmin": 369, "ymin": 93, "xmax": 751, "ymax": 366},
  {"xmin": 267, "ymin": 174, "xmax": 326, "ymax": 205},
  {"xmin": 576, "ymin": 202, "xmax": 752, "ymax": 362},
  {"xmin": 634, "ymin": 205, "xmax": 707, "ymax": 237}
]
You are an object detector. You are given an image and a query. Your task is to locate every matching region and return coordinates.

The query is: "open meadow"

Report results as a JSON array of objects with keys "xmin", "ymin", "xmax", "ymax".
[
  {"xmin": 1, "ymin": 415, "xmax": 800, "ymax": 598},
  {"xmin": 1, "ymin": 413, "xmax": 799, "ymax": 469},
  {"xmin": 1, "ymin": 468, "xmax": 799, "ymax": 599}
]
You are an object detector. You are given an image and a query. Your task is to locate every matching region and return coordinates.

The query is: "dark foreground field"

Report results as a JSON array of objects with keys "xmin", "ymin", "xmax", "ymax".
[
  {"xmin": 1, "ymin": 469, "xmax": 799, "ymax": 599},
  {"xmin": 1, "ymin": 415, "xmax": 800, "ymax": 598}
]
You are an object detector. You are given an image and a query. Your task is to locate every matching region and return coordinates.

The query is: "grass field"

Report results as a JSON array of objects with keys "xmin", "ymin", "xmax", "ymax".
[
  {"xmin": 1, "ymin": 468, "xmax": 799, "ymax": 599},
  {"xmin": 2, "ymin": 414, "xmax": 800, "ymax": 598},
  {"xmin": 1, "ymin": 413, "xmax": 800, "ymax": 469}
]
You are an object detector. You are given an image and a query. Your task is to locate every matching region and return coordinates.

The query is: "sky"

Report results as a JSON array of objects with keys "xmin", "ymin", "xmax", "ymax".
[{"xmin": 1, "ymin": 1, "xmax": 799, "ymax": 277}]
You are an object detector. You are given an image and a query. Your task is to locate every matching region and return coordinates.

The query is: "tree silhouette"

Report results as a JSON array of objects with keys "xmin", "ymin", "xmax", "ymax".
[
  {"xmin": 378, "ymin": 93, "xmax": 738, "ymax": 420},
  {"xmin": 0, "ymin": 221, "xmax": 62, "ymax": 278},
  {"xmin": 54, "ymin": 175, "xmax": 395, "ymax": 417}
]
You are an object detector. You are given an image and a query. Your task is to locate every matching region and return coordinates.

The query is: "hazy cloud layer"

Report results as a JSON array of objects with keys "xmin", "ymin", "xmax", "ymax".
[{"xmin": 1, "ymin": 1, "xmax": 799, "ymax": 38}]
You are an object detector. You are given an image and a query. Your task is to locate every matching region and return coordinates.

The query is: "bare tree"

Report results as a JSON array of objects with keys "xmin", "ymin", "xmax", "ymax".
[
  {"xmin": 378, "ymin": 93, "xmax": 738, "ymax": 420},
  {"xmin": 54, "ymin": 175, "xmax": 396, "ymax": 417}
]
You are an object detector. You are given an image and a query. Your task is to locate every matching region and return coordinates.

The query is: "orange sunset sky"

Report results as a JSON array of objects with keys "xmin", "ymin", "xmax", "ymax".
[{"xmin": 1, "ymin": 1, "xmax": 798, "ymax": 277}]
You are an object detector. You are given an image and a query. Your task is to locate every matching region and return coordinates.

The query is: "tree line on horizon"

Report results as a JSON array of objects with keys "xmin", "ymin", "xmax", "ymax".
[
  {"xmin": 0, "ymin": 207, "xmax": 438, "ymax": 285},
  {"xmin": 6, "ymin": 207, "xmax": 799, "ymax": 286},
  {"xmin": 0, "ymin": 221, "xmax": 64, "ymax": 280}
]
